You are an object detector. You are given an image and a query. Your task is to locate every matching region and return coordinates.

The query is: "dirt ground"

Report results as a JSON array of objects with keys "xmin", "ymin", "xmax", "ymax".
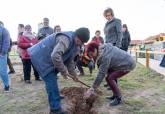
[{"xmin": 1, "ymin": 57, "xmax": 165, "ymax": 114}]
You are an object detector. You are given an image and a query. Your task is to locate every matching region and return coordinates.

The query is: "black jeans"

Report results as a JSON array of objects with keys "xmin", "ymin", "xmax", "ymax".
[
  {"xmin": 7, "ymin": 54, "xmax": 15, "ymax": 72},
  {"xmin": 22, "ymin": 59, "xmax": 40, "ymax": 81}
]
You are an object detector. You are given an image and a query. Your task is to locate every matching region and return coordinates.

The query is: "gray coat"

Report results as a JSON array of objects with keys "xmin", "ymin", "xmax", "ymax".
[
  {"xmin": 37, "ymin": 27, "xmax": 53, "ymax": 40},
  {"xmin": 104, "ymin": 18, "xmax": 122, "ymax": 48},
  {"xmin": 92, "ymin": 43, "xmax": 136, "ymax": 89}
]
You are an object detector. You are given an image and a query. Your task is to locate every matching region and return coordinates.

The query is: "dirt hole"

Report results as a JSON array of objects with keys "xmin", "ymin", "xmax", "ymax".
[{"xmin": 61, "ymin": 87, "xmax": 102, "ymax": 114}]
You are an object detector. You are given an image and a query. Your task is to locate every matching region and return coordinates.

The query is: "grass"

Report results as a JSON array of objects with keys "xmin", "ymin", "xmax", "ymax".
[{"xmin": 0, "ymin": 63, "xmax": 165, "ymax": 114}]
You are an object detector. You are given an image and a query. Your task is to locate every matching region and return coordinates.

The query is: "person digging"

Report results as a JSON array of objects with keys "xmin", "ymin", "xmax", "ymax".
[
  {"xmin": 28, "ymin": 27, "xmax": 90, "ymax": 114},
  {"xmin": 84, "ymin": 43, "xmax": 136, "ymax": 106}
]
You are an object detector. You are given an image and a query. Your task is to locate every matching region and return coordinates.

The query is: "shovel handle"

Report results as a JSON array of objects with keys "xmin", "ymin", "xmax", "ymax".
[{"xmin": 68, "ymin": 75, "xmax": 90, "ymax": 88}]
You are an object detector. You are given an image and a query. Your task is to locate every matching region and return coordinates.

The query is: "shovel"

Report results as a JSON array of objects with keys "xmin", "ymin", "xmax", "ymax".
[{"xmin": 68, "ymin": 75, "xmax": 91, "ymax": 88}]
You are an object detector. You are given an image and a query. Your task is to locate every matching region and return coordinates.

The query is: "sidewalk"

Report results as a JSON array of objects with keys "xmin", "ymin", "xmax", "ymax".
[{"xmin": 137, "ymin": 58, "xmax": 165, "ymax": 76}]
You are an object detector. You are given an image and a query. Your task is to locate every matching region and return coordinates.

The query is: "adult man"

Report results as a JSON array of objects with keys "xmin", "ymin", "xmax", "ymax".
[
  {"xmin": 37, "ymin": 17, "xmax": 53, "ymax": 40},
  {"xmin": 0, "ymin": 21, "xmax": 11, "ymax": 92},
  {"xmin": 28, "ymin": 27, "xmax": 90, "ymax": 114}
]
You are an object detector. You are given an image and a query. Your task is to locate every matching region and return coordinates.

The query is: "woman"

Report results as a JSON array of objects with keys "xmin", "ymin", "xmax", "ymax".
[
  {"xmin": 103, "ymin": 8, "xmax": 122, "ymax": 48},
  {"xmin": 121, "ymin": 24, "xmax": 131, "ymax": 51},
  {"xmin": 17, "ymin": 25, "xmax": 40, "ymax": 83},
  {"xmin": 84, "ymin": 43, "xmax": 136, "ymax": 106}
]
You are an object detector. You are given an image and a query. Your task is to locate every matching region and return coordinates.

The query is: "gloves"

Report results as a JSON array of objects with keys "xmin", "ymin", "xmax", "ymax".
[{"xmin": 84, "ymin": 87, "xmax": 96, "ymax": 99}]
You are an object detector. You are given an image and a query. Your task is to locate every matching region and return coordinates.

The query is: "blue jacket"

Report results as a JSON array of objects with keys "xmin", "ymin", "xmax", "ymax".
[
  {"xmin": 0, "ymin": 26, "xmax": 10, "ymax": 55},
  {"xmin": 28, "ymin": 32, "xmax": 77, "ymax": 77}
]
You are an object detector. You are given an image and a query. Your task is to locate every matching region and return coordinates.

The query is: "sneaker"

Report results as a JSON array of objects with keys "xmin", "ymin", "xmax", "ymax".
[
  {"xmin": 60, "ymin": 95, "xmax": 65, "ymax": 100},
  {"xmin": 110, "ymin": 96, "xmax": 122, "ymax": 106},
  {"xmin": 35, "ymin": 78, "xmax": 42, "ymax": 81},
  {"xmin": 106, "ymin": 95, "xmax": 116, "ymax": 101},
  {"xmin": 104, "ymin": 84, "xmax": 109, "ymax": 87},
  {"xmin": 50, "ymin": 108, "xmax": 67, "ymax": 114},
  {"xmin": 8, "ymin": 70, "xmax": 15, "ymax": 74},
  {"xmin": 4, "ymin": 86, "xmax": 10, "ymax": 92},
  {"xmin": 25, "ymin": 80, "xmax": 32, "ymax": 84},
  {"xmin": 107, "ymin": 87, "xmax": 112, "ymax": 90}
]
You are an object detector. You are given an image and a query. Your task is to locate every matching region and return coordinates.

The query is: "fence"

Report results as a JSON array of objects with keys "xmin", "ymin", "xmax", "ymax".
[{"xmin": 129, "ymin": 49, "xmax": 165, "ymax": 68}]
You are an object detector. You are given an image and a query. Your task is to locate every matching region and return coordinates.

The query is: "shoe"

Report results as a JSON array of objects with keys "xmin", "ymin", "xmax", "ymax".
[
  {"xmin": 110, "ymin": 96, "xmax": 122, "ymax": 106},
  {"xmin": 4, "ymin": 86, "xmax": 10, "ymax": 92},
  {"xmin": 107, "ymin": 87, "xmax": 112, "ymax": 90},
  {"xmin": 104, "ymin": 84, "xmax": 109, "ymax": 87},
  {"xmin": 8, "ymin": 70, "xmax": 15, "ymax": 74},
  {"xmin": 50, "ymin": 108, "xmax": 67, "ymax": 114},
  {"xmin": 25, "ymin": 80, "xmax": 32, "ymax": 84},
  {"xmin": 60, "ymin": 95, "xmax": 65, "ymax": 100},
  {"xmin": 106, "ymin": 95, "xmax": 116, "ymax": 101},
  {"xmin": 78, "ymin": 73, "xmax": 85, "ymax": 76},
  {"xmin": 35, "ymin": 78, "xmax": 42, "ymax": 81}
]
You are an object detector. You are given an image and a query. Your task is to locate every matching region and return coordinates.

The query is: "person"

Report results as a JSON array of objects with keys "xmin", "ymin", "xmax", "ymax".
[
  {"xmin": 84, "ymin": 43, "xmax": 136, "ymax": 106},
  {"xmin": 7, "ymin": 38, "xmax": 15, "ymax": 74},
  {"xmin": 37, "ymin": 17, "xmax": 53, "ymax": 40},
  {"xmin": 0, "ymin": 21, "xmax": 15, "ymax": 74},
  {"xmin": 103, "ymin": 7, "xmax": 122, "ymax": 48},
  {"xmin": 121, "ymin": 24, "xmax": 131, "ymax": 51},
  {"xmin": 92, "ymin": 30, "xmax": 104, "ymax": 44},
  {"xmin": 103, "ymin": 7, "xmax": 123, "ymax": 87},
  {"xmin": 54, "ymin": 25, "xmax": 61, "ymax": 33},
  {"xmin": 76, "ymin": 41, "xmax": 99, "ymax": 76},
  {"xmin": 18, "ymin": 24, "xmax": 25, "ymax": 36},
  {"xmin": 0, "ymin": 21, "xmax": 11, "ymax": 92},
  {"xmin": 28, "ymin": 27, "xmax": 90, "ymax": 114},
  {"xmin": 17, "ymin": 25, "xmax": 40, "ymax": 84}
]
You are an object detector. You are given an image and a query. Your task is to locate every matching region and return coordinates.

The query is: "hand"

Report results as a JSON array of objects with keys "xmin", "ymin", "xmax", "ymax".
[
  {"xmin": 61, "ymin": 71, "xmax": 69, "ymax": 79},
  {"xmin": 30, "ymin": 43, "xmax": 33, "ymax": 46},
  {"xmin": 84, "ymin": 87, "xmax": 95, "ymax": 99}
]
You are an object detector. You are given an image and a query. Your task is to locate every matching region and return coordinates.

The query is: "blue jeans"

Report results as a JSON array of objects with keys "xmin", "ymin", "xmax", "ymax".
[
  {"xmin": 0, "ymin": 55, "xmax": 10, "ymax": 88},
  {"xmin": 88, "ymin": 61, "xmax": 95, "ymax": 74},
  {"xmin": 42, "ymin": 71, "xmax": 61, "ymax": 110}
]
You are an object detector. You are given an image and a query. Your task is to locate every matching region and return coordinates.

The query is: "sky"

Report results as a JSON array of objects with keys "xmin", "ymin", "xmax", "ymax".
[{"xmin": 0, "ymin": 0, "xmax": 165, "ymax": 41}]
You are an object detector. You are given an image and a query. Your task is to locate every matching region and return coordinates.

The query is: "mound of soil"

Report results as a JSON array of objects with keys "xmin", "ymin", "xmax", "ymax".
[{"xmin": 61, "ymin": 87, "xmax": 101, "ymax": 114}]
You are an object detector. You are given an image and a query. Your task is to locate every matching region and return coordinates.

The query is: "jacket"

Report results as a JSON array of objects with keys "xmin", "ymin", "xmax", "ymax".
[{"xmin": 104, "ymin": 18, "xmax": 122, "ymax": 48}]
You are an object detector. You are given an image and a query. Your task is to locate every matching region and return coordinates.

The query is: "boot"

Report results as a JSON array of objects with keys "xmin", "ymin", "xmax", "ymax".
[
  {"xmin": 106, "ymin": 95, "xmax": 116, "ymax": 101},
  {"xmin": 110, "ymin": 96, "xmax": 122, "ymax": 106},
  {"xmin": 50, "ymin": 108, "xmax": 67, "ymax": 114}
]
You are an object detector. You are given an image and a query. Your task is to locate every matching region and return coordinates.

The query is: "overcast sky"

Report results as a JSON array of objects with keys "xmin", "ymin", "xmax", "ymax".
[{"xmin": 0, "ymin": 0, "xmax": 165, "ymax": 41}]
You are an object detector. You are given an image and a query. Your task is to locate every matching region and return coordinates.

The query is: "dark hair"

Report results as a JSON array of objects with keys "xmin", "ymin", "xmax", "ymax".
[
  {"xmin": 123, "ymin": 24, "xmax": 128, "ymax": 32},
  {"xmin": 103, "ymin": 7, "xmax": 114, "ymax": 17},
  {"xmin": 95, "ymin": 30, "xmax": 101, "ymax": 34},
  {"xmin": 0, "ymin": 21, "xmax": 4, "ymax": 26},
  {"xmin": 18, "ymin": 24, "xmax": 24, "ymax": 28}
]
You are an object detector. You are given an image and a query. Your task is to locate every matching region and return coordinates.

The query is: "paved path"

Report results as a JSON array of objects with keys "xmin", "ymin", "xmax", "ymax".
[{"xmin": 137, "ymin": 58, "xmax": 165, "ymax": 76}]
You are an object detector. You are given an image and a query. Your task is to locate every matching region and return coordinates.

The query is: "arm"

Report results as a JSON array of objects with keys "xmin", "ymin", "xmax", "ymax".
[
  {"xmin": 128, "ymin": 32, "xmax": 131, "ymax": 45},
  {"xmin": 67, "ymin": 59, "xmax": 77, "ymax": 77},
  {"xmin": 51, "ymin": 35, "xmax": 70, "ymax": 75},
  {"xmin": 115, "ymin": 20, "xmax": 122, "ymax": 48},
  {"xmin": 92, "ymin": 57, "xmax": 111, "ymax": 89},
  {"xmin": 1, "ymin": 28, "xmax": 10, "ymax": 55}
]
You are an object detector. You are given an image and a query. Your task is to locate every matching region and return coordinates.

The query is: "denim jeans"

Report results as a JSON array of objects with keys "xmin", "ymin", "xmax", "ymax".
[
  {"xmin": 0, "ymin": 54, "xmax": 10, "ymax": 88},
  {"xmin": 42, "ymin": 71, "xmax": 61, "ymax": 110}
]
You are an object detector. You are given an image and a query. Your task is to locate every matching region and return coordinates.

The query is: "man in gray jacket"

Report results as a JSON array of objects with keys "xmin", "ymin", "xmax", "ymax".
[
  {"xmin": 28, "ymin": 27, "xmax": 90, "ymax": 114},
  {"xmin": 84, "ymin": 43, "xmax": 136, "ymax": 106},
  {"xmin": 37, "ymin": 17, "xmax": 53, "ymax": 40}
]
